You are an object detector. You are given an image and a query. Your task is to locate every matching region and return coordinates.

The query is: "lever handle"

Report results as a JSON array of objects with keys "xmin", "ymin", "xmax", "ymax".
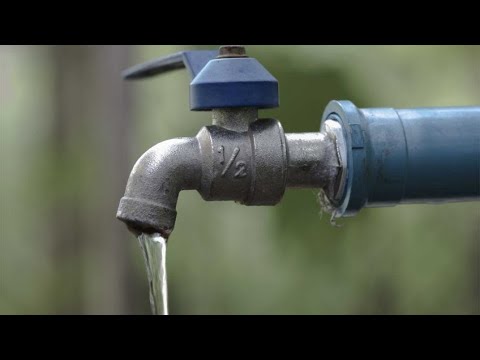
[
  {"xmin": 122, "ymin": 50, "xmax": 218, "ymax": 80},
  {"xmin": 122, "ymin": 46, "xmax": 278, "ymax": 111}
]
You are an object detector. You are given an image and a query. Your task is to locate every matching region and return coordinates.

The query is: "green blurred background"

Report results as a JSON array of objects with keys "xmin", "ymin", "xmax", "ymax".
[{"xmin": 1, "ymin": 45, "xmax": 479, "ymax": 314}]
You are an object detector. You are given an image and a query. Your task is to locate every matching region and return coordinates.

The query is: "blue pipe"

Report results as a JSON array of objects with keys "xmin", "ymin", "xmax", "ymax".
[{"xmin": 322, "ymin": 101, "xmax": 480, "ymax": 218}]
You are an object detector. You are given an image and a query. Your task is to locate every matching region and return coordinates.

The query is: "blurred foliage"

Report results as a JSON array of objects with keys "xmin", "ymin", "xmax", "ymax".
[{"xmin": 1, "ymin": 45, "xmax": 479, "ymax": 314}]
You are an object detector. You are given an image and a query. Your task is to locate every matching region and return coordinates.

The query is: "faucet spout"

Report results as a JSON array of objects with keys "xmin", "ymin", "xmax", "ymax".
[{"xmin": 116, "ymin": 137, "xmax": 201, "ymax": 237}]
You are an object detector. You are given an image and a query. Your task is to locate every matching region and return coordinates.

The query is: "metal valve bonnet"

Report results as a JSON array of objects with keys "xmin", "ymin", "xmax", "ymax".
[{"xmin": 123, "ymin": 45, "xmax": 279, "ymax": 111}]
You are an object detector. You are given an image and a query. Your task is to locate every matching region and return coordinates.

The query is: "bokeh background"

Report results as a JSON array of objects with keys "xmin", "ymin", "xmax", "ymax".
[{"xmin": 1, "ymin": 45, "xmax": 479, "ymax": 314}]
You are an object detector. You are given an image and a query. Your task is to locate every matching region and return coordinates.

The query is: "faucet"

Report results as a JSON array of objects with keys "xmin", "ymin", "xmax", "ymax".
[{"xmin": 117, "ymin": 45, "xmax": 480, "ymax": 238}]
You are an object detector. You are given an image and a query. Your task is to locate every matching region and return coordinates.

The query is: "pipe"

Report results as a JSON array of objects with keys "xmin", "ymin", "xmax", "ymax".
[
  {"xmin": 285, "ymin": 132, "xmax": 340, "ymax": 188},
  {"xmin": 116, "ymin": 137, "xmax": 201, "ymax": 237},
  {"xmin": 321, "ymin": 101, "xmax": 480, "ymax": 218}
]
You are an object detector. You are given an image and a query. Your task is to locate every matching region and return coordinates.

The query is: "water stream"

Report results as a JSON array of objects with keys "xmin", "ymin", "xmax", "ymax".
[{"xmin": 138, "ymin": 233, "xmax": 169, "ymax": 315}]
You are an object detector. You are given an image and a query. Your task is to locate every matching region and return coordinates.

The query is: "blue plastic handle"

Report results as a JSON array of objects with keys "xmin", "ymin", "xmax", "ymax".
[{"xmin": 122, "ymin": 49, "xmax": 279, "ymax": 111}]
